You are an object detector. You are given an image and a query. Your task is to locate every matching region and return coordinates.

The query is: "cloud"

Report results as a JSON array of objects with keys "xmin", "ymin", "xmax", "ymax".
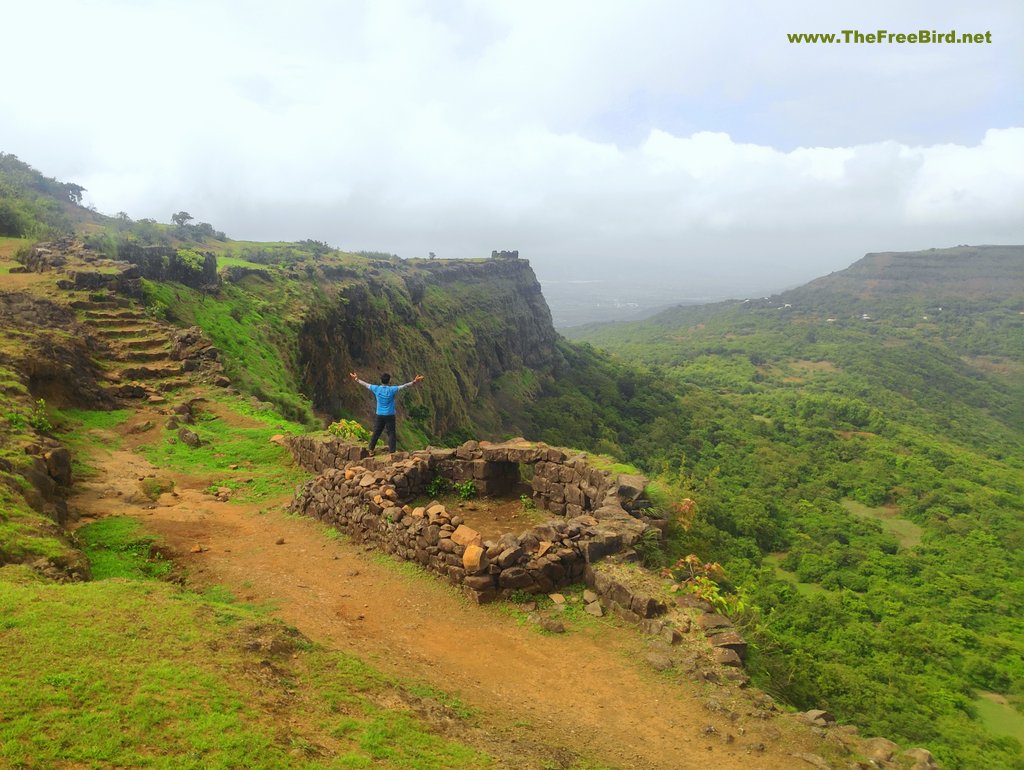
[{"xmin": 0, "ymin": 0, "xmax": 1021, "ymax": 295}]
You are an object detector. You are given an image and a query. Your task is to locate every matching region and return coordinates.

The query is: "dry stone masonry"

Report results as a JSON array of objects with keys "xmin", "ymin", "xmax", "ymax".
[{"xmin": 287, "ymin": 437, "xmax": 656, "ymax": 602}]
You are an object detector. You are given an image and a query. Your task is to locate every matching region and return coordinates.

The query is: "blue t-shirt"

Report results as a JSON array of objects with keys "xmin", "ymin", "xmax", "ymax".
[{"xmin": 367, "ymin": 383, "xmax": 407, "ymax": 415}]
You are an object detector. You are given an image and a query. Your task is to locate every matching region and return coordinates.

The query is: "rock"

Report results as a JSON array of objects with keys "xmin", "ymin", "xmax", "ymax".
[
  {"xmin": 275, "ymin": 537, "xmax": 285, "ymax": 545},
  {"xmin": 540, "ymin": 619, "xmax": 566, "ymax": 634},
  {"xmin": 128, "ymin": 420, "xmax": 154, "ymax": 434},
  {"xmin": 696, "ymin": 612, "xmax": 733, "ymax": 631},
  {"xmin": 165, "ymin": 416, "xmax": 180, "ymax": 429},
  {"xmin": 712, "ymin": 648, "xmax": 743, "ymax": 667},
  {"xmin": 451, "ymin": 524, "xmax": 482, "ymax": 547},
  {"xmin": 646, "ymin": 652, "xmax": 674, "ymax": 671},
  {"xmin": 498, "ymin": 567, "xmax": 535, "ymax": 589},
  {"xmin": 616, "ymin": 474, "xmax": 647, "ymax": 502},
  {"xmin": 903, "ymin": 748, "xmax": 939, "ymax": 769},
  {"xmin": 190, "ymin": 544, "xmax": 204, "ymax": 553},
  {"xmin": 43, "ymin": 447, "xmax": 72, "ymax": 486},
  {"xmin": 584, "ymin": 602, "xmax": 604, "ymax": 617},
  {"xmin": 462, "ymin": 544, "xmax": 488, "ymax": 573},
  {"xmin": 269, "ymin": 434, "xmax": 286, "ymax": 446},
  {"xmin": 863, "ymin": 737, "xmax": 900, "ymax": 763},
  {"xmin": 215, "ymin": 486, "xmax": 232, "ymax": 502},
  {"xmin": 497, "ymin": 546, "xmax": 524, "ymax": 568},
  {"xmin": 583, "ymin": 589, "xmax": 598, "ymax": 603},
  {"xmin": 548, "ymin": 593, "xmax": 566, "ymax": 604},
  {"xmin": 709, "ymin": 630, "xmax": 747, "ymax": 658},
  {"xmin": 661, "ymin": 626, "xmax": 684, "ymax": 645},
  {"xmin": 800, "ymin": 709, "xmax": 836, "ymax": 727},
  {"xmin": 178, "ymin": 428, "xmax": 202, "ymax": 448}
]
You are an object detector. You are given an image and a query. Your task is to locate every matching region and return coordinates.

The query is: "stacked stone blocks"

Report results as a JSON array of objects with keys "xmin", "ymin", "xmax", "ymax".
[{"xmin": 287, "ymin": 436, "xmax": 654, "ymax": 603}]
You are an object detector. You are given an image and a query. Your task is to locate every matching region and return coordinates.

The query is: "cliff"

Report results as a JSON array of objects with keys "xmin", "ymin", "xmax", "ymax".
[{"xmin": 297, "ymin": 257, "xmax": 563, "ymax": 438}]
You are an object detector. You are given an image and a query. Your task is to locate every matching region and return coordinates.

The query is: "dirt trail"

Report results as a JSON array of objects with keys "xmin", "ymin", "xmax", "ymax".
[{"xmin": 70, "ymin": 409, "xmax": 831, "ymax": 770}]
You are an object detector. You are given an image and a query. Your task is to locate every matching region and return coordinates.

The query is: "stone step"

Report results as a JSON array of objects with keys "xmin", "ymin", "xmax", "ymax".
[
  {"xmin": 83, "ymin": 310, "xmax": 144, "ymax": 321},
  {"xmin": 71, "ymin": 300, "xmax": 126, "ymax": 311},
  {"xmin": 156, "ymin": 378, "xmax": 191, "ymax": 392},
  {"xmin": 121, "ymin": 337, "xmax": 169, "ymax": 351},
  {"xmin": 105, "ymin": 382, "xmax": 153, "ymax": 400},
  {"xmin": 89, "ymin": 317, "xmax": 151, "ymax": 329},
  {"xmin": 96, "ymin": 326, "xmax": 162, "ymax": 339},
  {"xmin": 118, "ymin": 364, "xmax": 184, "ymax": 380},
  {"xmin": 117, "ymin": 350, "xmax": 173, "ymax": 363}
]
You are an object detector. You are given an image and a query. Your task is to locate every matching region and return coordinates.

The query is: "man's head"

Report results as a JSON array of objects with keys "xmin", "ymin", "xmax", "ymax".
[{"xmin": 380, "ymin": 373, "xmax": 391, "ymax": 384}]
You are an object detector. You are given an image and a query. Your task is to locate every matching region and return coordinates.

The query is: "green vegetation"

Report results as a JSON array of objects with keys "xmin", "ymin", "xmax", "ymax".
[
  {"xmin": 137, "ymin": 398, "xmax": 306, "ymax": 503},
  {"xmin": 76, "ymin": 517, "xmax": 172, "ymax": 580},
  {"xmin": 568, "ymin": 250, "xmax": 1024, "ymax": 770},
  {"xmin": 454, "ymin": 480, "xmax": 477, "ymax": 500},
  {"xmin": 0, "ymin": 153, "xmax": 85, "ymax": 237},
  {"xmin": 142, "ymin": 279, "xmax": 317, "ymax": 423},
  {"xmin": 0, "ymin": 579, "xmax": 495, "ymax": 769}
]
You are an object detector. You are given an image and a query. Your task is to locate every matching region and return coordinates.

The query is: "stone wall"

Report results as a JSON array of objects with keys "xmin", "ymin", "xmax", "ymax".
[{"xmin": 286, "ymin": 436, "xmax": 657, "ymax": 603}]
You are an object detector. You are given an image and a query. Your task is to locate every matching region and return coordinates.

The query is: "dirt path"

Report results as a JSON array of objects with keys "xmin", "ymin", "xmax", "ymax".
[{"xmin": 70, "ymin": 411, "xmax": 831, "ymax": 770}]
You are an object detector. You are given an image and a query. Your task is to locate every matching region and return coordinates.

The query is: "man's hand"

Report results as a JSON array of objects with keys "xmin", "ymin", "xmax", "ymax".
[
  {"xmin": 413, "ymin": 374, "xmax": 425, "ymax": 383},
  {"xmin": 349, "ymin": 372, "xmax": 359, "ymax": 381}
]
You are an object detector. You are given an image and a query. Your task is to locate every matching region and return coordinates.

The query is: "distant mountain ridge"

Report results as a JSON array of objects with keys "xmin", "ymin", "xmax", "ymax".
[{"xmin": 786, "ymin": 245, "xmax": 1024, "ymax": 304}]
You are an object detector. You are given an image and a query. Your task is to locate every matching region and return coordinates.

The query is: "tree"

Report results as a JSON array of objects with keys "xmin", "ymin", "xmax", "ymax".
[
  {"xmin": 62, "ymin": 183, "xmax": 85, "ymax": 204},
  {"xmin": 171, "ymin": 211, "xmax": 193, "ymax": 226}
]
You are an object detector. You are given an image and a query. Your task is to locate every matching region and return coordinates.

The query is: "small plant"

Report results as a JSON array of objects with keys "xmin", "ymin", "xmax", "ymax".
[
  {"xmin": 454, "ymin": 480, "xmax": 477, "ymax": 500},
  {"xmin": 2, "ymin": 409, "xmax": 26, "ymax": 430},
  {"xmin": 425, "ymin": 476, "xmax": 449, "ymax": 498},
  {"xmin": 662, "ymin": 554, "xmax": 740, "ymax": 614},
  {"xmin": 519, "ymin": 493, "xmax": 536, "ymax": 511},
  {"xmin": 634, "ymin": 527, "xmax": 664, "ymax": 568},
  {"xmin": 325, "ymin": 418, "xmax": 370, "ymax": 443},
  {"xmin": 28, "ymin": 399, "xmax": 52, "ymax": 433}
]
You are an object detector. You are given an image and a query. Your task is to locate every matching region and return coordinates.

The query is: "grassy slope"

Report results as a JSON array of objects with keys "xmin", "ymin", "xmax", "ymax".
[{"xmin": 1, "ymin": 392, "xmax": 498, "ymax": 770}]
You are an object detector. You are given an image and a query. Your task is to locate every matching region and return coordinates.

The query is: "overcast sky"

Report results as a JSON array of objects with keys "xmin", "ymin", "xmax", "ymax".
[{"xmin": 3, "ymin": 0, "xmax": 1022, "ymax": 298}]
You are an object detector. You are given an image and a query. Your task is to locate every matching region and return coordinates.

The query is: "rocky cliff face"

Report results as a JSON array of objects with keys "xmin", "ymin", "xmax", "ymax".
[{"xmin": 298, "ymin": 258, "xmax": 562, "ymax": 438}]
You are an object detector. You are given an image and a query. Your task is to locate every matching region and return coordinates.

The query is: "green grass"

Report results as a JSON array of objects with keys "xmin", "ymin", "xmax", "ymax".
[
  {"xmin": 76, "ymin": 517, "xmax": 172, "ymax": 580},
  {"xmin": 138, "ymin": 399, "xmax": 306, "ymax": 503},
  {"xmin": 0, "ymin": 235, "xmax": 27, "ymax": 259},
  {"xmin": 974, "ymin": 692, "xmax": 1024, "ymax": 744},
  {"xmin": 0, "ymin": 579, "xmax": 495, "ymax": 770},
  {"xmin": 841, "ymin": 499, "xmax": 923, "ymax": 549},
  {"xmin": 762, "ymin": 553, "xmax": 828, "ymax": 597},
  {"xmin": 0, "ymin": 485, "xmax": 71, "ymax": 564}
]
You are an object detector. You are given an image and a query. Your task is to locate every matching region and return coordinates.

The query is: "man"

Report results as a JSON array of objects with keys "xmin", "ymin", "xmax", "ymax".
[{"xmin": 349, "ymin": 371, "xmax": 425, "ymax": 453}]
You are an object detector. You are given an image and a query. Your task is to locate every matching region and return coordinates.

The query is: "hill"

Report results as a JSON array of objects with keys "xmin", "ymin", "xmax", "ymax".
[{"xmin": 570, "ymin": 246, "xmax": 1024, "ymax": 769}]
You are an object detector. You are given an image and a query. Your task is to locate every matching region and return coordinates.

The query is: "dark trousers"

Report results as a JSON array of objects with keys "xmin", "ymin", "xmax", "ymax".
[{"xmin": 369, "ymin": 414, "xmax": 397, "ymax": 452}]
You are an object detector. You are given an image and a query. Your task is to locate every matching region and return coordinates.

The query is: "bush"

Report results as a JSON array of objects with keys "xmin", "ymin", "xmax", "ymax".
[{"xmin": 326, "ymin": 419, "xmax": 370, "ymax": 443}]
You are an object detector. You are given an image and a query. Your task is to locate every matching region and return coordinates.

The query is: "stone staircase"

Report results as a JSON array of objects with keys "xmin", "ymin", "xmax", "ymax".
[
  {"xmin": 67, "ymin": 294, "xmax": 191, "ymax": 402},
  {"xmin": 11, "ymin": 238, "xmax": 229, "ymax": 404}
]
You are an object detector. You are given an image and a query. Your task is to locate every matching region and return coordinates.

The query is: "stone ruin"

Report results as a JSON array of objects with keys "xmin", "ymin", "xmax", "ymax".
[
  {"xmin": 490, "ymin": 250, "xmax": 519, "ymax": 260},
  {"xmin": 287, "ymin": 437, "xmax": 662, "ymax": 604}
]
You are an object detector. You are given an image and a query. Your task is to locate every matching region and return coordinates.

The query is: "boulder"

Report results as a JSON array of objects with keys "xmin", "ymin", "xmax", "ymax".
[
  {"xmin": 178, "ymin": 428, "xmax": 202, "ymax": 448},
  {"xmin": 44, "ymin": 447, "xmax": 72, "ymax": 486}
]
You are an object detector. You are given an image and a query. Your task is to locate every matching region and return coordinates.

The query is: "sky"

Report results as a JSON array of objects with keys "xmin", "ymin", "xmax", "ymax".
[{"xmin": 2, "ymin": 0, "xmax": 1022, "ymax": 301}]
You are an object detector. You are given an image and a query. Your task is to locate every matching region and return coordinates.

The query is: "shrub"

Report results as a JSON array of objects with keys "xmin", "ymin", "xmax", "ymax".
[
  {"xmin": 326, "ymin": 418, "xmax": 370, "ymax": 443},
  {"xmin": 425, "ymin": 476, "xmax": 449, "ymax": 498}
]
